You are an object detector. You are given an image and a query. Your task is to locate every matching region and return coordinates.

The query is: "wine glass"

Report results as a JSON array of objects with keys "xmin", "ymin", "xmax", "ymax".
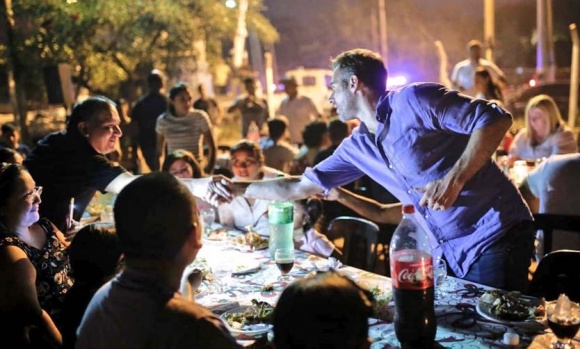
[
  {"xmin": 200, "ymin": 208, "xmax": 216, "ymax": 236},
  {"xmin": 547, "ymin": 300, "xmax": 580, "ymax": 348},
  {"xmin": 274, "ymin": 248, "xmax": 295, "ymax": 281},
  {"xmin": 433, "ymin": 258, "xmax": 448, "ymax": 300}
]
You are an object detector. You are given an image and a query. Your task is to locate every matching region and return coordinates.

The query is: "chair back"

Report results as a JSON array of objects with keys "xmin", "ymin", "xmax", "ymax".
[
  {"xmin": 528, "ymin": 249, "xmax": 580, "ymax": 302},
  {"xmin": 532, "ymin": 213, "xmax": 580, "ymax": 254},
  {"xmin": 326, "ymin": 216, "xmax": 380, "ymax": 272}
]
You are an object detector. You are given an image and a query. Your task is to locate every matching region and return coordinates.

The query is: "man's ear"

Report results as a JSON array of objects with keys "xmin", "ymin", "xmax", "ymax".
[
  {"xmin": 349, "ymin": 75, "xmax": 359, "ymax": 93},
  {"xmin": 78, "ymin": 121, "xmax": 89, "ymax": 137}
]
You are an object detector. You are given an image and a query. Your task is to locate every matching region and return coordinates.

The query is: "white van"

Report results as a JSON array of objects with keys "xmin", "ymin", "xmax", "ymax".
[{"xmin": 277, "ymin": 67, "xmax": 334, "ymax": 116}]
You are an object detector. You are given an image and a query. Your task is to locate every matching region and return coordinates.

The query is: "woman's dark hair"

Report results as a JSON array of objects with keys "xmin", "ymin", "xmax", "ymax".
[
  {"xmin": 0, "ymin": 163, "xmax": 26, "ymax": 210},
  {"xmin": 0, "ymin": 147, "xmax": 20, "ymax": 164},
  {"xmin": 66, "ymin": 96, "xmax": 117, "ymax": 137},
  {"xmin": 162, "ymin": 149, "xmax": 205, "ymax": 178},
  {"xmin": 273, "ymin": 271, "xmax": 374, "ymax": 349},
  {"xmin": 474, "ymin": 67, "xmax": 503, "ymax": 102},
  {"xmin": 230, "ymin": 139, "xmax": 265, "ymax": 165},
  {"xmin": 168, "ymin": 82, "xmax": 190, "ymax": 116},
  {"xmin": 68, "ymin": 223, "xmax": 122, "ymax": 285}
]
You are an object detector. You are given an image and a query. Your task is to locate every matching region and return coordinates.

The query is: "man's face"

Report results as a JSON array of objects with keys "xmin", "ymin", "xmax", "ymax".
[
  {"xmin": 329, "ymin": 68, "xmax": 358, "ymax": 122},
  {"xmin": 469, "ymin": 46, "xmax": 482, "ymax": 61},
  {"xmin": 284, "ymin": 82, "xmax": 297, "ymax": 97},
  {"xmin": 2, "ymin": 130, "xmax": 19, "ymax": 147},
  {"xmin": 84, "ymin": 107, "xmax": 123, "ymax": 154}
]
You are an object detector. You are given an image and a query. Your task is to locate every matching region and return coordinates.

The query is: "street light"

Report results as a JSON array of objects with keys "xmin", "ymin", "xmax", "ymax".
[{"xmin": 225, "ymin": 0, "xmax": 236, "ymax": 9}]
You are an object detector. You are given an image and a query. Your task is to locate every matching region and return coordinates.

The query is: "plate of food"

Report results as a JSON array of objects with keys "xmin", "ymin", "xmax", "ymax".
[
  {"xmin": 229, "ymin": 232, "xmax": 269, "ymax": 251},
  {"xmin": 207, "ymin": 228, "xmax": 231, "ymax": 241},
  {"xmin": 220, "ymin": 299, "xmax": 274, "ymax": 336},
  {"xmin": 477, "ymin": 290, "xmax": 546, "ymax": 325}
]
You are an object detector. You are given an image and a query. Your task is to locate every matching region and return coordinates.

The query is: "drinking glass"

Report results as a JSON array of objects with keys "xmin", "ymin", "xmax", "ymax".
[
  {"xmin": 210, "ymin": 260, "xmax": 230, "ymax": 293},
  {"xmin": 547, "ymin": 301, "xmax": 580, "ymax": 349},
  {"xmin": 200, "ymin": 208, "xmax": 216, "ymax": 236},
  {"xmin": 433, "ymin": 258, "xmax": 448, "ymax": 300},
  {"xmin": 274, "ymin": 248, "xmax": 295, "ymax": 281}
]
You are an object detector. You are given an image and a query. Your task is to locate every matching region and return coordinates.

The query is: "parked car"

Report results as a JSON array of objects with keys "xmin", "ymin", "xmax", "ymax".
[{"xmin": 505, "ymin": 81, "xmax": 580, "ymax": 126}]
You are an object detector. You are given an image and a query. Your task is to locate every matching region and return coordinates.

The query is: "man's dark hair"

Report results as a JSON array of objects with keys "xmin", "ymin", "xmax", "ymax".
[
  {"xmin": 273, "ymin": 271, "xmax": 374, "ymax": 349},
  {"xmin": 327, "ymin": 119, "xmax": 348, "ymax": 144},
  {"xmin": 114, "ymin": 172, "xmax": 197, "ymax": 260},
  {"xmin": 267, "ymin": 118, "xmax": 287, "ymax": 142},
  {"xmin": 66, "ymin": 96, "xmax": 117, "ymax": 137},
  {"xmin": 147, "ymin": 71, "xmax": 164, "ymax": 91},
  {"xmin": 68, "ymin": 223, "xmax": 122, "ymax": 285},
  {"xmin": 331, "ymin": 49, "xmax": 387, "ymax": 93},
  {"xmin": 302, "ymin": 121, "xmax": 328, "ymax": 148},
  {"xmin": 1, "ymin": 122, "xmax": 18, "ymax": 135}
]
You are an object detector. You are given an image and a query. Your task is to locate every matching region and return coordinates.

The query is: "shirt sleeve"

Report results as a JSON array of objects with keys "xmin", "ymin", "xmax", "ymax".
[
  {"xmin": 88, "ymin": 154, "xmax": 127, "ymax": 192},
  {"xmin": 303, "ymin": 137, "xmax": 365, "ymax": 191},
  {"xmin": 155, "ymin": 114, "xmax": 165, "ymax": 134},
  {"xmin": 197, "ymin": 111, "xmax": 211, "ymax": 133},
  {"xmin": 410, "ymin": 84, "xmax": 512, "ymax": 134}
]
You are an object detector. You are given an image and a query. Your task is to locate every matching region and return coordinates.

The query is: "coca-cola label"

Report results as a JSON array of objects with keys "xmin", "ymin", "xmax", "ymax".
[{"xmin": 390, "ymin": 250, "xmax": 434, "ymax": 290}]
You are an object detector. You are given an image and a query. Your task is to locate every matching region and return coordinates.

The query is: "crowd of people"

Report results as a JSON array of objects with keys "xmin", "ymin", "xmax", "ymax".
[{"xmin": 1, "ymin": 40, "xmax": 579, "ymax": 349}]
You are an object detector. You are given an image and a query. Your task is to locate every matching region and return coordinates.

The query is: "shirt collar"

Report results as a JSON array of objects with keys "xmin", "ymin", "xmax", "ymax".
[{"xmin": 375, "ymin": 91, "xmax": 392, "ymax": 123}]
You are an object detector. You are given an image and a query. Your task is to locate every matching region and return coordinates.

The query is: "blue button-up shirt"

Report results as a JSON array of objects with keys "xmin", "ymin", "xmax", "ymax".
[{"xmin": 304, "ymin": 83, "xmax": 532, "ymax": 277}]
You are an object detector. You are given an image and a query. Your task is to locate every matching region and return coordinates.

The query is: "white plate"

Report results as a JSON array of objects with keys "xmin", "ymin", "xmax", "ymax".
[
  {"xmin": 231, "ymin": 260, "xmax": 261, "ymax": 275},
  {"xmin": 220, "ymin": 305, "xmax": 273, "ymax": 337},
  {"xmin": 476, "ymin": 295, "xmax": 544, "ymax": 325}
]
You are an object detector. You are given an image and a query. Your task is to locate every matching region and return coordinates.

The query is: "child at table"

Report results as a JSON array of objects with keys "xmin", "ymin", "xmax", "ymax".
[{"xmin": 273, "ymin": 270, "xmax": 374, "ymax": 349}]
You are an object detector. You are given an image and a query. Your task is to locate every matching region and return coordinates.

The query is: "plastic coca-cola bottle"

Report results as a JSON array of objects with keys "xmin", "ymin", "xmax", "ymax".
[{"xmin": 389, "ymin": 204, "xmax": 436, "ymax": 348}]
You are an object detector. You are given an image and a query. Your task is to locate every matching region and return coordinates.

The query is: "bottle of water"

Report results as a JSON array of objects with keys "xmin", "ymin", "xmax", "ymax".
[{"xmin": 268, "ymin": 201, "xmax": 294, "ymax": 259}]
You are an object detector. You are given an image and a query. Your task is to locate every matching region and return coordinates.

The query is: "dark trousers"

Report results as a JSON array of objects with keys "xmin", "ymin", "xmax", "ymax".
[
  {"xmin": 138, "ymin": 130, "xmax": 159, "ymax": 172},
  {"xmin": 453, "ymin": 221, "xmax": 535, "ymax": 292}
]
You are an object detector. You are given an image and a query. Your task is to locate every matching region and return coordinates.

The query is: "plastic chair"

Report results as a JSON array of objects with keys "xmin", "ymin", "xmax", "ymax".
[
  {"xmin": 533, "ymin": 213, "xmax": 580, "ymax": 254},
  {"xmin": 326, "ymin": 216, "xmax": 380, "ymax": 272},
  {"xmin": 528, "ymin": 249, "xmax": 580, "ymax": 302}
]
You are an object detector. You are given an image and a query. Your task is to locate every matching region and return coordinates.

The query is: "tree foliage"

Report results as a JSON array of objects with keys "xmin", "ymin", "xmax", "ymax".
[{"xmin": 5, "ymin": 0, "xmax": 278, "ymax": 102}]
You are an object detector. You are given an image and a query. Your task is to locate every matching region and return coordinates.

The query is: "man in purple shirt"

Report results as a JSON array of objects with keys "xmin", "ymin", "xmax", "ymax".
[{"xmin": 207, "ymin": 48, "xmax": 533, "ymax": 291}]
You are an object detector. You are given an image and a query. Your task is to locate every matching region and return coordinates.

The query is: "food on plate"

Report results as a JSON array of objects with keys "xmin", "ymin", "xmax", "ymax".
[
  {"xmin": 367, "ymin": 285, "xmax": 393, "ymax": 320},
  {"xmin": 207, "ymin": 228, "xmax": 229, "ymax": 241},
  {"xmin": 480, "ymin": 290, "xmax": 542, "ymax": 321},
  {"xmin": 223, "ymin": 299, "xmax": 274, "ymax": 329},
  {"xmin": 261, "ymin": 284, "xmax": 274, "ymax": 292},
  {"xmin": 232, "ymin": 232, "xmax": 269, "ymax": 250}
]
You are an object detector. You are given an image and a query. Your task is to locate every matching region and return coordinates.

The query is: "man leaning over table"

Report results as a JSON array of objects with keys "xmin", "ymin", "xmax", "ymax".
[
  {"xmin": 206, "ymin": 48, "xmax": 534, "ymax": 292},
  {"xmin": 75, "ymin": 172, "xmax": 241, "ymax": 349},
  {"xmin": 24, "ymin": 96, "xmax": 214, "ymax": 232}
]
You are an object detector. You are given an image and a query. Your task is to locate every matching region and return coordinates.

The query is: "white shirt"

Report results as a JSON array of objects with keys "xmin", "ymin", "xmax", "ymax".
[
  {"xmin": 450, "ymin": 58, "xmax": 505, "ymax": 97},
  {"xmin": 277, "ymin": 95, "xmax": 320, "ymax": 144},
  {"xmin": 218, "ymin": 167, "xmax": 303, "ymax": 236}
]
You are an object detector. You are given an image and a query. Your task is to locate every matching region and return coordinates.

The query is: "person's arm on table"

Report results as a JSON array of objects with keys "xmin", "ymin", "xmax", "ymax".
[
  {"xmin": 324, "ymin": 187, "xmax": 402, "ymax": 224},
  {"xmin": 105, "ymin": 172, "xmax": 213, "ymax": 200},
  {"xmin": 419, "ymin": 115, "xmax": 512, "ymax": 210},
  {"xmin": 205, "ymin": 175, "xmax": 323, "ymax": 206}
]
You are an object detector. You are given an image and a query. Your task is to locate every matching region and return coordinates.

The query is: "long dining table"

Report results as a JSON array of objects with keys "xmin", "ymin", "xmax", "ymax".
[{"xmin": 180, "ymin": 225, "xmax": 574, "ymax": 349}]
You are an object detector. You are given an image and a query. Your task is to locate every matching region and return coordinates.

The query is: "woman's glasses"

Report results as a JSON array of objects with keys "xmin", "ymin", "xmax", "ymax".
[{"xmin": 24, "ymin": 186, "xmax": 43, "ymax": 200}]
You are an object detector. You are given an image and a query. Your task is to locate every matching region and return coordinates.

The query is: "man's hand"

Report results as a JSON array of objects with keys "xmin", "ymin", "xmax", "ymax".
[
  {"xmin": 204, "ymin": 176, "xmax": 250, "ymax": 206},
  {"xmin": 417, "ymin": 174, "xmax": 464, "ymax": 211}
]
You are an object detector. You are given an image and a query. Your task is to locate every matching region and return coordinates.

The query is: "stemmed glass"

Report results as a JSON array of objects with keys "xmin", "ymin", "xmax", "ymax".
[
  {"xmin": 200, "ymin": 207, "xmax": 216, "ymax": 236},
  {"xmin": 274, "ymin": 248, "xmax": 295, "ymax": 281},
  {"xmin": 433, "ymin": 258, "xmax": 448, "ymax": 300},
  {"xmin": 547, "ymin": 300, "xmax": 580, "ymax": 348}
]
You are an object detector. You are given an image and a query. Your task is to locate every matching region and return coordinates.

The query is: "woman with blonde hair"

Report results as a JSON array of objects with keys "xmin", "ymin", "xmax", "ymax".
[{"xmin": 509, "ymin": 94, "xmax": 577, "ymax": 162}]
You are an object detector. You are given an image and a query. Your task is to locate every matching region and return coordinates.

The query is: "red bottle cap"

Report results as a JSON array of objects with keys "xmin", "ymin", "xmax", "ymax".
[{"xmin": 402, "ymin": 205, "xmax": 415, "ymax": 214}]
